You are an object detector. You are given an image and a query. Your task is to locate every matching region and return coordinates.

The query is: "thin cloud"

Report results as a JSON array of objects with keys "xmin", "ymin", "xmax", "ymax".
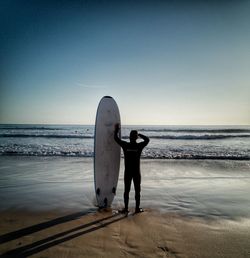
[{"xmin": 75, "ymin": 82, "xmax": 107, "ymax": 89}]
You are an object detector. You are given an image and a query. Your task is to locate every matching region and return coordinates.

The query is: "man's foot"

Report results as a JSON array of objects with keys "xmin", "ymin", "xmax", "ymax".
[
  {"xmin": 135, "ymin": 208, "xmax": 144, "ymax": 213},
  {"xmin": 119, "ymin": 208, "xmax": 129, "ymax": 214}
]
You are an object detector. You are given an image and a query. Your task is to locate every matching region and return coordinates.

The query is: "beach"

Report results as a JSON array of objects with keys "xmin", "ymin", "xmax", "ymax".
[
  {"xmin": 2, "ymin": 0, "xmax": 250, "ymax": 255},
  {"xmin": 1, "ymin": 208, "xmax": 250, "ymax": 258},
  {"xmin": 1, "ymin": 156, "xmax": 250, "ymax": 257}
]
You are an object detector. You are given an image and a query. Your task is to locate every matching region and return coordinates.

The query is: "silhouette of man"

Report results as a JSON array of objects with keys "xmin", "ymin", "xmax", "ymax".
[{"xmin": 114, "ymin": 124, "xmax": 149, "ymax": 213}]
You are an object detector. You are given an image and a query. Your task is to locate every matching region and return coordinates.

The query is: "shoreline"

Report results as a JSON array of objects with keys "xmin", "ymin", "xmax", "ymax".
[
  {"xmin": 1, "ymin": 208, "xmax": 250, "ymax": 257},
  {"xmin": 1, "ymin": 155, "xmax": 250, "ymax": 161}
]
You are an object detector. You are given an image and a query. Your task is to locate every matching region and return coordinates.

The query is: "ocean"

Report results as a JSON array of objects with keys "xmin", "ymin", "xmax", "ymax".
[
  {"xmin": 0, "ymin": 124, "xmax": 249, "ymax": 159},
  {"xmin": 0, "ymin": 124, "xmax": 250, "ymax": 219}
]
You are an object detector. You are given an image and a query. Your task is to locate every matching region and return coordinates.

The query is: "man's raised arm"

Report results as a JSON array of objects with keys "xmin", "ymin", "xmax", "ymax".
[
  {"xmin": 138, "ymin": 133, "xmax": 150, "ymax": 147},
  {"xmin": 114, "ymin": 123, "xmax": 123, "ymax": 146}
]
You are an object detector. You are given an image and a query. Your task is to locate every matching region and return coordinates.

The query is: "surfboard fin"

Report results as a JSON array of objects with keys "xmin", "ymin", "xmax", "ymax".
[
  {"xmin": 112, "ymin": 187, "xmax": 116, "ymax": 194},
  {"xmin": 104, "ymin": 197, "xmax": 108, "ymax": 207}
]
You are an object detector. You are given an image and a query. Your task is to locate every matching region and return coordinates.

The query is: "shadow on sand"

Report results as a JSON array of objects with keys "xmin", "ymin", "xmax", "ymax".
[{"xmin": 0, "ymin": 209, "xmax": 128, "ymax": 257}]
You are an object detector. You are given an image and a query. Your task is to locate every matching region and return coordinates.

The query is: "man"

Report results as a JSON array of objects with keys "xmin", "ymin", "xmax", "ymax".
[{"xmin": 114, "ymin": 124, "xmax": 149, "ymax": 213}]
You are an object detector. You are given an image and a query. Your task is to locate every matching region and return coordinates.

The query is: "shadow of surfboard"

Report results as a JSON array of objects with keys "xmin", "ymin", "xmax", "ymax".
[{"xmin": 1, "ymin": 210, "xmax": 128, "ymax": 257}]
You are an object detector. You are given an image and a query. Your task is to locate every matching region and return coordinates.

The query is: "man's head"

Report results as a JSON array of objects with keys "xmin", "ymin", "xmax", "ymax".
[{"xmin": 130, "ymin": 130, "xmax": 138, "ymax": 142}]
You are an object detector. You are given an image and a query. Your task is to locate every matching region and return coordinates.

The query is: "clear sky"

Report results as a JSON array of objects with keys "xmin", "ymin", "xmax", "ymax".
[{"xmin": 0, "ymin": 0, "xmax": 249, "ymax": 125}]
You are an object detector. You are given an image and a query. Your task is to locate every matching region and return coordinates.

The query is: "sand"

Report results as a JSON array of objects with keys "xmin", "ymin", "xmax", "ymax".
[
  {"xmin": 1, "ymin": 157, "xmax": 250, "ymax": 257},
  {"xmin": 1, "ymin": 209, "xmax": 250, "ymax": 258}
]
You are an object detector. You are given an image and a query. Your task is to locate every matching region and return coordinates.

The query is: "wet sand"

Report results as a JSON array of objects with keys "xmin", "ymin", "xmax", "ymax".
[
  {"xmin": 1, "ymin": 157, "xmax": 250, "ymax": 257},
  {"xmin": 1, "ymin": 209, "xmax": 250, "ymax": 258},
  {"xmin": 1, "ymin": 157, "xmax": 250, "ymax": 219}
]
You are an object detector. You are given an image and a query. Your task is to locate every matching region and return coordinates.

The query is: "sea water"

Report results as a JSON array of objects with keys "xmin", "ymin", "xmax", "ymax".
[
  {"xmin": 0, "ymin": 124, "xmax": 249, "ymax": 159},
  {"xmin": 0, "ymin": 125, "xmax": 250, "ymax": 219}
]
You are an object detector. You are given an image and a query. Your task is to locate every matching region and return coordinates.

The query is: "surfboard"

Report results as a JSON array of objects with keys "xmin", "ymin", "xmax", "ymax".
[{"xmin": 94, "ymin": 96, "xmax": 121, "ymax": 208}]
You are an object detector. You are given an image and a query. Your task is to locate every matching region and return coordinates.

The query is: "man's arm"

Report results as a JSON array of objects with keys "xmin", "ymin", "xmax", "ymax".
[
  {"xmin": 114, "ymin": 123, "xmax": 124, "ymax": 146},
  {"xmin": 138, "ymin": 133, "xmax": 150, "ymax": 147}
]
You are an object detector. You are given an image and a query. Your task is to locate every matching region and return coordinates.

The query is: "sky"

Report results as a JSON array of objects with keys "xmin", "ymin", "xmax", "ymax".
[{"xmin": 0, "ymin": 0, "xmax": 249, "ymax": 125}]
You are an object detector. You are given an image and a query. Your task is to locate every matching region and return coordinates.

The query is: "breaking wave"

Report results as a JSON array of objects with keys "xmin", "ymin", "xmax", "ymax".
[
  {"xmin": 1, "ymin": 133, "xmax": 249, "ymax": 140},
  {"xmin": 139, "ymin": 128, "xmax": 250, "ymax": 133},
  {"xmin": 0, "ymin": 134, "xmax": 93, "ymax": 139},
  {"xmin": 0, "ymin": 149, "xmax": 249, "ymax": 160}
]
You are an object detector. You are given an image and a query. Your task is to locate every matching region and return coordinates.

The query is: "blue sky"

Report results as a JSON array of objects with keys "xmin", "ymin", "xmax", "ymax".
[{"xmin": 0, "ymin": 0, "xmax": 249, "ymax": 125}]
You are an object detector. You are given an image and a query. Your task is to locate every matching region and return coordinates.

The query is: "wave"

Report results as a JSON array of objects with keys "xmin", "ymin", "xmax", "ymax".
[
  {"xmin": 143, "ymin": 155, "xmax": 250, "ymax": 160},
  {"xmin": 1, "ymin": 133, "xmax": 249, "ymax": 140},
  {"xmin": 0, "ymin": 126, "xmax": 62, "ymax": 130},
  {"xmin": 0, "ymin": 151, "xmax": 93, "ymax": 157},
  {"xmin": 149, "ymin": 135, "xmax": 250, "ymax": 140},
  {"xmin": 0, "ymin": 134, "xmax": 93, "ymax": 139},
  {"xmin": 139, "ymin": 128, "xmax": 250, "ymax": 133},
  {"xmin": 0, "ymin": 150, "xmax": 249, "ymax": 160},
  {"xmin": 1, "ymin": 126, "xmax": 249, "ymax": 134}
]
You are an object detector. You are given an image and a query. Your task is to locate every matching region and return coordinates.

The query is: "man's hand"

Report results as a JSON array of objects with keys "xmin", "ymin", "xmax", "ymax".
[
  {"xmin": 114, "ymin": 123, "xmax": 120, "ymax": 132},
  {"xmin": 137, "ymin": 133, "xmax": 150, "ymax": 145}
]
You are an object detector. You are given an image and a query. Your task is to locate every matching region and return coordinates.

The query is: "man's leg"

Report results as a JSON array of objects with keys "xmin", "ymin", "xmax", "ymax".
[
  {"xmin": 124, "ymin": 172, "xmax": 132, "ymax": 211},
  {"xmin": 133, "ymin": 172, "xmax": 141, "ymax": 211}
]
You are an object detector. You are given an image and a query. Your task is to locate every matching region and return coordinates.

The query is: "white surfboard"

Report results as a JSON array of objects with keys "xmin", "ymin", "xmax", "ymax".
[{"xmin": 94, "ymin": 96, "xmax": 121, "ymax": 208}]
